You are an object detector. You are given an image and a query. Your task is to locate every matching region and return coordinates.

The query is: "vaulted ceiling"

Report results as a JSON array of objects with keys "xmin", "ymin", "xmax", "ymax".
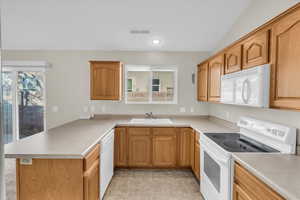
[{"xmin": 1, "ymin": 0, "xmax": 252, "ymax": 51}]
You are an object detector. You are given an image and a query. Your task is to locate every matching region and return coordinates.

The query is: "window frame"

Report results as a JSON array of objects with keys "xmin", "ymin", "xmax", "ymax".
[
  {"xmin": 2, "ymin": 61, "xmax": 48, "ymax": 142},
  {"xmin": 125, "ymin": 65, "xmax": 178, "ymax": 104}
]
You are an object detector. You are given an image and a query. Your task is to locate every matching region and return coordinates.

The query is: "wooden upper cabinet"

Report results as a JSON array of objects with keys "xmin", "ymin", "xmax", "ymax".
[
  {"xmin": 270, "ymin": 8, "xmax": 300, "ymax": 110},
  {"xmin": 152, "ymin": 128, "xmax": 177, "ymax": 167},
  {"xmin": 90, "ymin": 61, "xmax": 123, "ymax": 100},
  {"xmin": 242, "ymin": 30, "xmax": 270, "ymax": 69},
  {"xmin": 225, "ymin": 44, "xmax": 242, "ymax": 74},
  {"xmin": 114, "ymin": 127, "xmax": 127, "ymax": 167},
  {"xmin": 128, "ymin": 128, "xmax": 152, "ymax": 167},
  {"xmin": 208, "ymin": 54, "xmax": 224, "ymax": 102},
  {"xmin": 197, "ymin": 63, "xmax": 208, "ymax": 101}
]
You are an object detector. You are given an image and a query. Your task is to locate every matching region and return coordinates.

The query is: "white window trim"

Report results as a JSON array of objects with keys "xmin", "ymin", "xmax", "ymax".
[
  {"xmin": 125, "ymin": 65, "xmax": 178, "ymax": 104},
  {"xmin": 2, "ymin": 61, "xmax": 48, "ymax": 142}
]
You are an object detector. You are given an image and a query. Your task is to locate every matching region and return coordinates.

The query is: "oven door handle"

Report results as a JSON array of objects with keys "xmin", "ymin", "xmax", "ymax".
[{"xmin": 201, "ymin": 142, "xmax": 229, "ymax": 165}]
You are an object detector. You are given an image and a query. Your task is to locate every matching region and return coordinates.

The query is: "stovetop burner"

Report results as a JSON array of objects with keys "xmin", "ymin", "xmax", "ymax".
[{"xmin": 204, "ymin": 133, "xmax": 279, "ymax": 153}]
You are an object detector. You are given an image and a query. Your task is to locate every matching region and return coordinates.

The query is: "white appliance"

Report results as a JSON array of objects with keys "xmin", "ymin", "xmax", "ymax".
[
  {"xmin": 100, "ymin": 129, "xmax": 114, "ymax": 200},
  {"xmin": 221, "ymin": 64, "xmax": 270, "ymax": 107},
  {"xmin": 200, "ymin": 117, "xmax": 296, "ymax": 200}
]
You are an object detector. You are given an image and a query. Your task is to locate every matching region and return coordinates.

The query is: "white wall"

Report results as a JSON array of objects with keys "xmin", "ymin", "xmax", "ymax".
[
  {"xmin": 2, "ymin": 50, "xmax": 210, "ymax": 129},
  {"xmin": 210, "ymin": 0, "xmax": 300, "ymax": 147}
]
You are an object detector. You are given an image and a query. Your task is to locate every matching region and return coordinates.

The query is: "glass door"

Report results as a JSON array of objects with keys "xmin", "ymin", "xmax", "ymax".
[{"xmin": 1, "ymin": 69, "xmax": 45, "ymax": 143}]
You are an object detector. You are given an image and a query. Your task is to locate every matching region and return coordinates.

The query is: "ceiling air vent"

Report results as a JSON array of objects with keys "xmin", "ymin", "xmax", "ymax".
[{"xmin": 130, "ymin": 30, "xmax": 151, "ymax": 34}]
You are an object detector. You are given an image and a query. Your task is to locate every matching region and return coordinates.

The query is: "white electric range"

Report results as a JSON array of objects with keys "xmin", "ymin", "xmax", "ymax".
[{"xmin": 200, "ymin": 117, "xmax": 296, "ymax": 200}]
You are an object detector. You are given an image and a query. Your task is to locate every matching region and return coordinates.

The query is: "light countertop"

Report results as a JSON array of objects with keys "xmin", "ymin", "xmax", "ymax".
[
  {"xmin": 5, "ymin": 115, "xmax": 236, "ymax": 159},
  {"xmin": 233, "ymin": 153, "xmax": 300, "ymax": 200},
  {"xmin": 5, "ymin": 115, "xmax": 300, "ymax": 199}
]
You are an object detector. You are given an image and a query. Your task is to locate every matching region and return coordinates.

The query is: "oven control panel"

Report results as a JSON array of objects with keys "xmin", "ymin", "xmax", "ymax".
[{"xmin": 237, "ymin": 117, "xmax": 296, "ymax": 143}]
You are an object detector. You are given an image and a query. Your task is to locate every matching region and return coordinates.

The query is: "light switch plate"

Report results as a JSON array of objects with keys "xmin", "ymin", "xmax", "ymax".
[{"xmin": 20, "ymin": 158, "xmax": 32, "ymax": 165}]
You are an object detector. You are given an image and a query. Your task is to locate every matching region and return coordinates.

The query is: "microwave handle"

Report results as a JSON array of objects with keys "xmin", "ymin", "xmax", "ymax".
[{"xmin": 242, "ymin": 79, "xmax": 251, "ymax": 104}]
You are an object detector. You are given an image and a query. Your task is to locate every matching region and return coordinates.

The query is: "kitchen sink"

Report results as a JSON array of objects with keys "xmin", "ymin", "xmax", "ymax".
[{"xmin": 130, "ymin": 118, "xmax": 173, "ymax": 124}]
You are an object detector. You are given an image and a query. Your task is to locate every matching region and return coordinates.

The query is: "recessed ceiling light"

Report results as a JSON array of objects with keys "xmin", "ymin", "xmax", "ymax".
[{"xmin": 152, "ymin": 39, "xmax": 160, "ymax": 45}]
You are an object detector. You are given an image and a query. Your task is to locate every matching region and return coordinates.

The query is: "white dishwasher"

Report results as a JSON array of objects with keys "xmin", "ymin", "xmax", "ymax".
[{"xmin": 100, "ymin": 129, "xmax": 114, "ymax": 200}]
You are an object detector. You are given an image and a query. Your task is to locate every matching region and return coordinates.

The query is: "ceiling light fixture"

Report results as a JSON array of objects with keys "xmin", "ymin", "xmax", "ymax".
[{"xmin": 152, "ymin": 39, "xmax": 160, "ymax": 45}]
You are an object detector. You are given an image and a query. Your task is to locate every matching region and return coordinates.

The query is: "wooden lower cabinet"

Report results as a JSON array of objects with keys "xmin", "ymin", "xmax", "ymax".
[
  {"xmin": 16, "ymin": 145, "xmax": 100, "ymax": 200},
  {"xmin": 128, "ymin": 128, "xmax": 152, "ymax": 167},
  {"xmin": 84, "ymin": 159, "xmax": 100, "ymax": 200},
  {"xmin": 234, "ymin": 162, "xmax": 285, "ymax": 200},
  {"xmin": 178, "ymin": 128, "xmax": 192, "ymax": 167},
  {"xmin": 114, "ymin": 126, "xmax": 201, "ymax": 180},
  {"xmin": 194, "ymin": 141, "xmax": 201, "ymax": 180},
  {"xmin": 233, "ymin": 184, "xmax": 252, "ymax": 200},
  {"xmin": 190, "ymin": 130, "xmax": 195, "ymax": 171},
  {"xmin": 191, "ymin": 132, "xmax": 200, "ymax": 180},
  {"xmin": 152, "ymin": 128, "xmax": 177, "ymax": 167},
  {"xmin": 114, "ymin": 127, "xmax": 127, "ymax": 167}
]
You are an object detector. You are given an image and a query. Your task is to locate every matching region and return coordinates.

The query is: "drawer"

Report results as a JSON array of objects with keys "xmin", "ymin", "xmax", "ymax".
[
  {"xmin": 234, "ymin": 162, "xmax": 285, "ymax": 200},
  {"xmin": 84, "ymin": 144, "xmax": 100, "ymax": 171},
  {"xmin": 128, "ymin": 127, "xmax": 151, "ymax": 136},
  {"xmin": 153, "ymin": 128, "xmax": 177, "ymax": 136}
]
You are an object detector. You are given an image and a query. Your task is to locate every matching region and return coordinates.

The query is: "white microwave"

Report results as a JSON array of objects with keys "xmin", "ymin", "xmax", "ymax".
[{"xmin": 220, "ymin": 64, "xmax": 270, "ymax": 108}]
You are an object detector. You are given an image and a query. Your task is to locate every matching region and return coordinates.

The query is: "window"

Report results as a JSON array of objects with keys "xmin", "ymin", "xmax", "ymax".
[
  {"xmin": 127, "ymin": 79, "xmax": 133, "ymax": 92},
  {"xmin": 2, "ymin": 61, "xmax": 48, "ymax": 144},
  {"xmin": 125, "ymin": 65, "xmax": 177, "ymax": 104},
  {"xmin": 152, "ymin": 79, "xmax": 160, "ymax": 92}
]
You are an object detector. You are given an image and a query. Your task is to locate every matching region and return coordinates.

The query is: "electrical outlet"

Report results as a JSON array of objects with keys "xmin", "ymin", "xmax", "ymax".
[{"xmin": 180, "ymin": 107, "xmax": 186, "ymax": 113}]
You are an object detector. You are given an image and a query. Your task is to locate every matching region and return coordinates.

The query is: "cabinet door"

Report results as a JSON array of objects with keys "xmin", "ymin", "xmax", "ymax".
[
  {"xmin": 242, "ymin": 30, "xmax": 270, "ymax": 69},
  {"xmin": 270, "ymin": 9, "xmax": 300, "ymax": 110},
  {"xmin": 84, "ymin": 160, "xmax": 99, "ymax": 200},
  {"xmin": 128, "ymin": 128, "xmax": 151, "ymax": 167},
  {"xmin": 208, "ymin": 54, "xmax": 224, "ymax": 102},
  {"xmin": 190, "ymin": 131, "xmax": 195, "ymax": 171},
  {"xmin": 225, "ymin": 44, "xmax": 242, "ymax": 74},
  {"xmin": 197, "ymin": 63, "xmax": 208, "ymax": 101},
  {"xmin": 194, "ymin": 142, "xmax": 200, "ymax": 180},
  {"xmin": 18, "ymin": 159, "xmax": 84, "ymax": 200},
  {"xmin": 114, "ymin": 127, "xmax": 127, "ymax": 167},
  {"xmin": 233, "ymin": 184, "xmax": 253, "ymax": 200},
  {"xmin": 178, "ymin": 128, "xmax": 191, "ymax": 167},
  {"xmin": 152, "ymin": 128, "xmax": 177, "ymax": 167},
  {"xmin": 90, "ymin": 61, "xmax": 122, "ymax": 100}
]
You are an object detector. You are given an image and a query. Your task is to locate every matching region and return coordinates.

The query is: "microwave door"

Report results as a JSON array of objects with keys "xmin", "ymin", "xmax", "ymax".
[{"xmin": 221, "ymin": 76, "xmax": 235, "ymax": 104}]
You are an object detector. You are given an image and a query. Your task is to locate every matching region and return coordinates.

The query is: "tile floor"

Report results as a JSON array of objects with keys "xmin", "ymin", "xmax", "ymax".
[
  {"xmin": 5, "ymin": 159, "xmax": 203, "ymax": 200},
  {"xmin": 103, "ymin": 169, "xmax": 204, "ymax": 200}
]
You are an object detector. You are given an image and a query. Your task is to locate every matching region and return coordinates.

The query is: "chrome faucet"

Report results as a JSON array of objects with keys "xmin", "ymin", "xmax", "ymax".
[{"xmin": 145, "ymin": 112, "xmax": 154, "ymax": 119}]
